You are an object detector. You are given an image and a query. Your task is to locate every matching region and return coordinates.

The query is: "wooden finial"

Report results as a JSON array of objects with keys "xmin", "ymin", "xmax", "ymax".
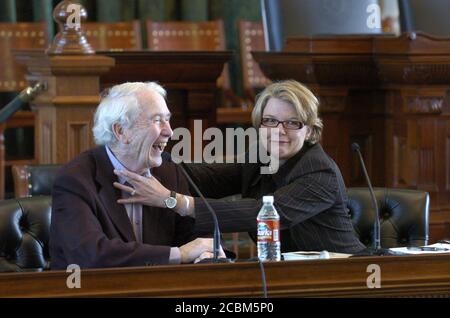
[{"xmin": 46, "ymin": 0, "xmax": 94, "ymax": 55}]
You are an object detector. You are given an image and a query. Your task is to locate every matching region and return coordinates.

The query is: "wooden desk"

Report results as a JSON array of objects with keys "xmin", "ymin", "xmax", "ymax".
[{"xmin": 0, "ymin": 254, "xmax": 449, "ymax": 297}]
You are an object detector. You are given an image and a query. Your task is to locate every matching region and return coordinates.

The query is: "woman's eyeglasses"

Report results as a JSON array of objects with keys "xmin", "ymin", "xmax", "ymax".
[{"xmin": 261, "ymin": 117, "xmax": 304, "ymax": 130}]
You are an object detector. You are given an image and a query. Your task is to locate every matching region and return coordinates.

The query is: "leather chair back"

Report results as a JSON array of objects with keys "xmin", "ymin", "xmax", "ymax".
[
  {"xmin": 347, "ymin": 187, "xmax": 429, "ymax": 248},
  {"xmin": 12, "ymin": 164, "xmax": 61, "ymax": 198},
  {"xmin": 0, "ymin": 196, "xmax": 51, "ymax": 272}
]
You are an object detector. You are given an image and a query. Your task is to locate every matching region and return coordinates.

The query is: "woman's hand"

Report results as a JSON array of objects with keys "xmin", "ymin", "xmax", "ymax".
[{"xmin": 113, "ymin": 169, "xmax": 170, "ymax": 208}]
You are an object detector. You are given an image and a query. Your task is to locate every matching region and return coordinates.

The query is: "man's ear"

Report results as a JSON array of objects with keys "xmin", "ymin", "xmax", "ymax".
[{"xmin": 112, "ymin": 123, "xmax": 129, "ymax": 144}]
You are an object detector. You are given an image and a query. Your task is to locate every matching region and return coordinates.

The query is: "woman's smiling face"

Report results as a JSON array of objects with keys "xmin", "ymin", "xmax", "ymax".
[{"xmin": 261, "ymin": 97, "xmax": 310, "ymax": 161}]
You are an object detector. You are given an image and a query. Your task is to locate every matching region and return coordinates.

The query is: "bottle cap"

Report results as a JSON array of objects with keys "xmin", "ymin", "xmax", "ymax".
[{"xmin": 262, "ymin": 196, "xmax": 274, "ymax": 204}]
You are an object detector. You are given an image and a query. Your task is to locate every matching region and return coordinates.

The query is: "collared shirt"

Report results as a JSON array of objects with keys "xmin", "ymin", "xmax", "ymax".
[
  {"xmin": 106, "ymin": 146, "xmax": 146, "ymax": 243},
  {"xmin": 105, "ymin": 146, "xmax": 181, "ymax": 264}
]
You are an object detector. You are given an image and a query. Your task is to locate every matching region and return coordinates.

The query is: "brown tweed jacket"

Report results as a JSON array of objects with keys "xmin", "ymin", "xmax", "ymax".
[{"xmin": 50, "ymin": 147, "xmax": 196, "ymax": 269}]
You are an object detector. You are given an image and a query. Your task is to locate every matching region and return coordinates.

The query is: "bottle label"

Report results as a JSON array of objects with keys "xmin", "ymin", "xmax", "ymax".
[{"xmin": 257, "ymin": 220, "xmax": 279, "ymax": 242}]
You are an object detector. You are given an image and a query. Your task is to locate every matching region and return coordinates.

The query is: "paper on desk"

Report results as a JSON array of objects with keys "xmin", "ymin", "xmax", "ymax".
[
  {"xmin": 389, "ymin": 243, "xmax": 450, "ymax": 255},
  {"xmin": 282, "ymin": 251, "xmax": 352, "ymax": 260}
]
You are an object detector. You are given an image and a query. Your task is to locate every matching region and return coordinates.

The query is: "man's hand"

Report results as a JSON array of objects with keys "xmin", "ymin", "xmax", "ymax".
[{"xmin": 180, "ymin": 238, "xmax": 226, "ymax": 263}]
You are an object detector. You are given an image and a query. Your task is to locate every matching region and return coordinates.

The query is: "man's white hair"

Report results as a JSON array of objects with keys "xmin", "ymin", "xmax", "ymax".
[{"xmin": 92, "ymin": 82, "xmax": 166, "ymax": 147}]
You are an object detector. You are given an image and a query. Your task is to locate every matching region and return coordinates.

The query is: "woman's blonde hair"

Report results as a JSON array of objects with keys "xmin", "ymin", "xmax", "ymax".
[{"xmin": 251, "ymin": 80, "xmax": 323, "ymax": 144}]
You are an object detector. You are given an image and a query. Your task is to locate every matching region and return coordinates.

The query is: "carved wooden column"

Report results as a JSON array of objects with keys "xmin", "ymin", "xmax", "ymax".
[{"xmin": 16, "ymin": 0, "xmax": 114, "ymax": 164}]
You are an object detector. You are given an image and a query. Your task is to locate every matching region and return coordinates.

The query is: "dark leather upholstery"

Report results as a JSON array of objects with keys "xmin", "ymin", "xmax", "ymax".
[
  {"xmin": 27, "ymin": 165, "xmax": 61, "ymax": 196},
  {"xmin": 12, "ymin": 164, "xmax": 61, "ymax": 197},
  {"xmin": 347, "ymin": 187, "xmax": 429, "ymax": 248},
  {"xmin": 0, "ymin": 196, "xmax": 51, "ymax": 272},
  {"xmin": 0, "ymin": 187, "xmax": 429, "ymax": 272}
]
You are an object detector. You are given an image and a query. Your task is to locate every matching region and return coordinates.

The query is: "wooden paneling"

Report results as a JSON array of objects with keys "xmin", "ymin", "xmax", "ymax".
[
  {"xmin": 11, "ymin": 50, "xmax": 230, "ymax": 168},
  {"xmin": 14, "ymin": 51, "xmax": 115, "ymax": 165},
  {"xmin": 100, "ymin": 51, "xmax": 232, "ymax": 134},
  {"xmin": 216, "ymin": 107, "xmax": 252, "ymax": 124},
  {"xmin": 254, "ymin": 32, "xmax": 450, "ymax": 241},
  {"xmin": 67, "ymin": 121, "xmax": 90, "ymax": 161}
]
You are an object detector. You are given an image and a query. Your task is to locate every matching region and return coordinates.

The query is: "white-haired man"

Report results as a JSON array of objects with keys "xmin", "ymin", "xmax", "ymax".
[{"xmin": 50, "ymin": 82, "xmax": 222, "ymax": 269}]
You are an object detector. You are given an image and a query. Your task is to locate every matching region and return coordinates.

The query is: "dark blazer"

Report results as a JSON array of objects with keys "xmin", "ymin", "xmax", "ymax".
[
  {"xmin": 184, "ymin": 143, "xmax": 366, "ymax": 254},
  {"xmin": 50, "ymin": 147, "xmax": 195, "ymax": 269}
]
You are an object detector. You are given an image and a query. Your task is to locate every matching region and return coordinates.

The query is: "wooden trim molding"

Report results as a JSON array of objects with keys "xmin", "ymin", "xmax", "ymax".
[{"xmin": 0, "ymin": 254, "xmax": 449, "ymax": 298}]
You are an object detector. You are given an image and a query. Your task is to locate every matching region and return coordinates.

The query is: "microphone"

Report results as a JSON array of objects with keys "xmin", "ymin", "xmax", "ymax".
[
  {"xmin": 162, "ymin": 152, "xmax": 232, "ymax": 263},
  {"xmin": 351, "ymin": 143, "xmax": 383, "ymax": 254},
  {"xmin": 0, "ymin": 82, "xmax": 45, "ymax": 124}
]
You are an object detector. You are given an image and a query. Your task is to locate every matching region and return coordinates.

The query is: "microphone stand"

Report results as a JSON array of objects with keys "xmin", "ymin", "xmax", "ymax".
[
  {"xmin": 163, "ymin": 153, "xmax": 232, "ymax": 263},
  {"xmin": 351, "ymin": 143, "xmax": 386, "ymax": 255},
  {"xmin": 0, "ymin": 82, "xmax": 46, "ymax": 124}
]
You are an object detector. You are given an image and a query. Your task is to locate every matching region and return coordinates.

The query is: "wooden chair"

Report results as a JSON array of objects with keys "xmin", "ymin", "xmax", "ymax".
[
  {"xmin": 217, "ymin": 20, "xmax": 271, "ymax": 125},
  {"xmin": 146, "ymin": 20, "xmax": 242, "ymax": 108},
  {"xmin": 238, "ymin": 20, "xmax": 271, "ymax": 104},
  {"xmin": 0, "ymin": 22, "xmax": 49, "ymax": 92},
  {"xmin": 216, "ymin": 21, "xmax": 271, "ymax": 126},
  {"xmin": 147, "ymin": 20, "xmax": 226, "ymax": 51},
  {"xmin": 82, "ymin": 20, "xmax": 142, "ymax": 51}
]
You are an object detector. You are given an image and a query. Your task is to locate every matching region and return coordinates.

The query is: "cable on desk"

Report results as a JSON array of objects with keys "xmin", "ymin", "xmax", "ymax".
[{"xmin": 258, "ymin": 259, "xmax": 267, "ymax": 298}]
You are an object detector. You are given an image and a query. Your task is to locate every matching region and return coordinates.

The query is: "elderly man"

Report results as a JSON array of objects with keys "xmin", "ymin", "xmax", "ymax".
[{"xmin": 50, "ymin": 82, "xmax": 221, "ymax": 269}]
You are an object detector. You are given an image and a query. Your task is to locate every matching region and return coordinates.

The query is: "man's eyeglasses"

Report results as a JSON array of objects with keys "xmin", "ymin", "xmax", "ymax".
[{"xmin": 261, "ymin": 117, "xmax": 304, "ymax": 130}]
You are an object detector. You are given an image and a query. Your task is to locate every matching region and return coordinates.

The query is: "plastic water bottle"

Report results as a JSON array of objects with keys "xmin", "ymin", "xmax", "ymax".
[{"xmin": 257, "ymin": 196, "xmax": 281, "ymax": 261}]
